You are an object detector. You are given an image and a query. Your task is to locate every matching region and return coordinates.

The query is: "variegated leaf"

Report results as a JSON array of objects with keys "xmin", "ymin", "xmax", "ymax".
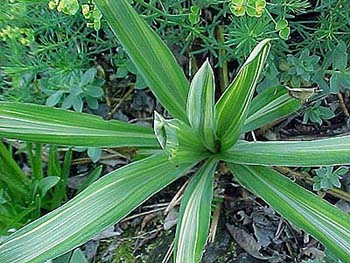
[
  {"xmin": 0, "ymin": 102, "xmax": 157, "ymax": 148},
  {"xmin": 243, "ymin": 86, "xmax": 301, "ymax": 133},
  {"xmin": 229, "ymin": 164, "xmax": 350, "ymax": 262},
  {"xmin": 174, "ymin": 159, "xmax": 218, "ymax": 263},
  {"xmin": 222, "ymin": 136, "xmax": 350, "ymax": 167},
  {"xmin": 215, "ymin": 39, "xmax": 271, "ymax": 150},
  {"xmin": 0, "ymin": 154, "xmax": 198, "ymax": 263},
  {"xmin": 154, "ymin": 112, "xmax": 208, "ymax": 162},
  {"xmin": 94, "ymin": 0, "xmax": 189, "ymax": 121},
  {"xmin": 187, "ymin": 60, "xmax": 217, "ymax": 152}
]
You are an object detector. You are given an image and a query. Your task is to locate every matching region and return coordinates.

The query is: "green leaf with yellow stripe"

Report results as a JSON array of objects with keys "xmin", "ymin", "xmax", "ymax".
[
  {"xmin": 174, "ymin": 159, "xmax": 218, "ymax": 263},
  {"xmin": 222, "ymin": 136, "xmax": 350, "ymax": 167},
  {"xmin": 0, "ymin": 102, "xmax": 157, "ymax": 148},
  {"xmin": 94, "ymin": 0, "xmax": 189, "ymax": 121},
  {"xmin": 229, "ymin": 164, "xmax": 350, "ymax": 262},
  {"xmin": 0, "ymin": 154, "xmax": 198, "ymax": 263},
  {"xmin": 215, "ymin": 39, "xmax": 271, "ymax": 150},
  {"xmin": 243, "ymin": 86, "xmax": 301, "ymax": 133},
  {"xmin": 186, "ymin": 60, "xmax": 217, "ymax": 152}
]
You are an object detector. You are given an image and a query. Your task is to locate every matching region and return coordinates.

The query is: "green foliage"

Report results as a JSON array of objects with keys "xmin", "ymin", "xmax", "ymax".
[
  {"xmin": 280, "ymin": 49, "xmax": 320, "ymax": 88},
  {"xmin": 0, "ymin": 0, "xmax": 113, "ymax": 107},
  {"xmin": 74, "ymin": 147, "xmax": 102, "ymax": 163},
  {"xmin": 275, "ymin": 19, "xmax": 290, "ymax": 40},
  {"xmin": 188, "ymin": 5, "xmax": 201, "ymax": 25},
  {"xmin": 324, "ymin": 41, "xmax": 350, "ymax": 94},
  {"xmin": 111, "ymin": 239, "xmax": 136, "ymax": 262},
  {"xmin": 226, "ymin": 16, "xmax": 277, "ymax": 60},
  {"xmin": 1, "ymin": 1, "xmax": 350, "ymax": 263},
  {"xmin": 56, "ymin": 0, "xmax": 80, "ymax": 16},
  {"xmin": 229, "ymin": 0, "xmax": 266, "ymax": 18},
  {"xmin": 313, "ymin": 166, "xmax": 347, "ymax": 191},
  {"xmin": 49, "ymin": 0, "xmax": 102, "ymax": 30},
  {"xmin": 113, "ymin": 50, "xmax": 147, "ymax": 89},
  {"xmin": 0, "ymin": 142, "xmax": 72, "ymax": 234},
  {"xmin": 43, "ymin": 67, "xmax": 105, "ymax": 112},
  {"xmin": 303, "ymin": 102, "xmax": 335, "ymax": 125},
  {"xmin": 311, "ymin": 0, "xmax": 350, "ymax": 53}
]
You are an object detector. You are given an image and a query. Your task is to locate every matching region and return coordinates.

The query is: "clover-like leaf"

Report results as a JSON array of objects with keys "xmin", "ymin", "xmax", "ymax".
[
  {"xmin": 313, "ymin": 166, "xmax": 347, "ymax": 191},
  {"xmin": 57, "ymin": 0, "xmax": 79, "ymax": 16},
  {"xmin": 275, "ymin": 19, "xmax": 288, "ymax": 31},
  {"xmin": 247, "ymin": 0, "xmax": 266, "ymax": 17},
  {"xmin": 279, "ymin": 27, "xmax": 291, "ymax": 40},
  {"xmin": 230, "ymin": 0, "xmax": 246, "ymax": 17}
]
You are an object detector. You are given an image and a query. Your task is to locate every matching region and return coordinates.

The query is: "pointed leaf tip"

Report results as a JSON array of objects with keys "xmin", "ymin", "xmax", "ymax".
[
  {"xmin": 187, "ymin": 60, "xmax": 217, "ymax": 152},
  {"xmin": 215, "ymin": 39, "xmax": 271, "ymax": 150}
]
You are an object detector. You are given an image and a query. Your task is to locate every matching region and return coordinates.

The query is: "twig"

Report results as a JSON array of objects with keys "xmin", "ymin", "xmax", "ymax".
[
  {"xmin": 71, "ymin": 153, "xmax": 122, "ymax": 165},
  {"xmin": 142, "ymin": 203, "xmax": 169, "ymax": 209},
  {"xmin": 164, "ymin": 179, "xmax": 189, "ymax": 214},
  {"xmin": 208, "ymin": 203, "xmax": 221, "ymax": 243},
  {"xmin": 162, "ymin": 241, "xmax": 174, "ymax": 263},
  {"xmin": 107, "ymin": 87, "xmax": 134, "ymax": 120},
  {"xmin": 275, "ymin": 166, "xmax": 350, "ymax": 202},
  {"xmin": 337, "ymin": 92, "xmax": 350, "ymax": 117},
  {"xmin": 123, "ymin": 226, "xmax": 162, "ymax": 241},
  {"xmin": 129, "ymin": 117, "xmax": 153, "ymax": 123},
  {"xmin": 251, "ymin": 131, "xmax": 257, "ymax": 142},
  {"xmin": 121, "ymin": 207, "xmax": 166, "ymax": 223}
]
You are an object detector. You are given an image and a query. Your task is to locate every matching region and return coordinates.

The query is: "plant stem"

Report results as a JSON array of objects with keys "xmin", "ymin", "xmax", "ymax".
[{"xmin": 217, "ymin": 25, "xmax": 229, "ymax": 92}]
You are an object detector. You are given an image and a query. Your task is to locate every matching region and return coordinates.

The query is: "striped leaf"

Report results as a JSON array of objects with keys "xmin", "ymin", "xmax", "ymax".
[
  {"xmin": 222, "ymin": 136, "xmax": 350, "ymax": 167},
  {"xmin": 94, "ymin": 0, "xmax": 189, "ymax": 121},
  {"xmin": 215, "ymin": 39, "xmax": 271, "ymax": 150},
  {"xmin": 187, "ymin": 60, "xmax": 217, "ymax": 152},
  {"xmin": 174, "ymin": 159, "xmax": 218, "ymax": 263},
  {"xmin": 229, "ymin": 164, "xmax": 350, "ymax": 262},
  {"xmin": 243, "ymin": 86, "xmax": 301, "ymax": 133},
  {"xmin": 0, "ymin": 102, "xmax": 158, "ymax": 148},
  {"xmin": 0, "ymin": 154, "xmax": 197, "ymax": 263}
]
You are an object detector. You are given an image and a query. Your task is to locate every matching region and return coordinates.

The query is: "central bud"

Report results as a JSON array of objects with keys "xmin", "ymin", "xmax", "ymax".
[{"xmin": 153, "ymin": 112, "xmax": 213, "ymax": 161}]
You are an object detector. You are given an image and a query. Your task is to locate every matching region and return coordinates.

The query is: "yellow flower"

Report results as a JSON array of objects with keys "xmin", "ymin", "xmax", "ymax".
[
  {"xmin": 48, "ymin": 1, "xmax": 57, "ymax": 10},
  {"xmin": 256, "ymin": 5, "xmax": 264, "ymax": 16},
  {"xmin": 82, "ymin": 4, "xmax": 90, "ymax": 17}
]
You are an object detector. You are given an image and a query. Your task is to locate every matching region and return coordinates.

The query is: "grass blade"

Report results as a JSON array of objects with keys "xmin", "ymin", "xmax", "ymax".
[
  {"xmin": 76, "ymin": 165, "xmax": 103, "ymax": 194},
  {"xmin": 27, "ymin": 143, "xmax": 44, "ymax": 180},
  {"xmin": 51, "ymin": 148, "xmax": 73, "ymax": 208},
  {"xmin": 0, "ymin": 141, "xmax": 29, "ymax": 186},
  {"xmin": 186, "ymin": 60, "xmax": 217, "ymax": 152},
  {"xmin": 174, "ymin": 159, "xmax": 217, "ymax": 263},
  {"xmin": 94, "ymin": 0, "xmax": 189, "ymax": 121},
  {"xmin": 222, "ymin": 136, "xmax": 350, "ymax": 167},
  {"xmin": 0, "ymin": 154, "xmax": 197, "ymax": 263},
  {"xmin": 229, "ymin": 164, "xmax": 350, "ymax": 262},
  {"xmin": 215, "ymin": 39, "xmax": 271, "ymax": 150},
  {"xmin": 0, "ymin": 102, "xmax": 158, "ymax": 148}
]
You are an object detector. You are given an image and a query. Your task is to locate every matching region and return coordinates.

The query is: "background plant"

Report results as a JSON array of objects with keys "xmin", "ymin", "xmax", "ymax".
[
  {"xmin": 313, "ymin": 166, "xmax": 347, "ymax": 191},
  {"xmin": 0, "ymin": 141, "xmax": 72, "ymax": 234},
  {"xmin": 303, "ymin": 101, "xmax": 335, "ymax": 125}
]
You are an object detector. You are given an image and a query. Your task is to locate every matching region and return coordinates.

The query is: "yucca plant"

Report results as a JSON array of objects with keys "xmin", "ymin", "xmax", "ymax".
[{"xmin": 0, "ymin": 0, "xmax": 349, "ymax": 262}]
